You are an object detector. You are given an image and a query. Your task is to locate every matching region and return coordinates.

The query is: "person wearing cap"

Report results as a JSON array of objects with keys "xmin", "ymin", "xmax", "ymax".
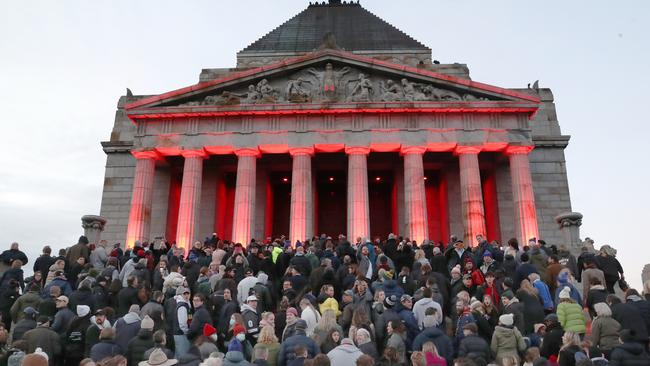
[
  {"xmin": 52, "ymin": 295, "xmax": 74, "ymax": 336},
  {"xmin": 85, "ymin": 308, "xmax": 111, "ymax": 355},
  {"xmin": 491, "ymin": 313, "xmax": 526, "ymax": 365},
  {"xmin": 242, "ymin": 294, "xmax": 261, "ymax": 341},
  {"xmin": 173, "ymin": 286, "xmax": 192, "ymax": 358},
  {"xmin": 126, "ymin": 315, "xmax": 156, "ymax": 366},
  {"xmin": 23, "ymin": 315, "xmax": 61, "ymax": 361},
  {"xmin": 278, "ymin": 319, "xmax": 318, "ymax": 366},
  {"xmin": 12, "ymin": 306, "xmax": 38, "ymax": 341},
  {"xmin": 457, "ymin": 322, "xmax": 491, "ymax": 364},
  {"xmin": 326, "ymin": 337, "xmax": 363, "ymax": 366},
  {"xmin": 64, "ymin": 304, "xmax": 93, "ymax": 365}
]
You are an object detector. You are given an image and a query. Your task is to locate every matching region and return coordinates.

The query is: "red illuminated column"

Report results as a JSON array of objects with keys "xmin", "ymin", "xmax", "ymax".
[
  {"xmin": 402, "ymin": 146, "xmax": 429, "ymax": 244},
  {"xmin": 175, "ymin": 150, "xmax": 207, "ymax": 255},
  {"xmin": 125, "ymin": 151, "xmax": 159, "ymax": 249},
  {"xmin": 289, "ymin": 147, "xmax": 314, "ymax": 244},
  {"xmin": 232, "ymin": 148, "xmax": 259, "ymax": 246},
  {"xmin": 456, "ymin": 146, "xmax": 487, "ymax": 246},
  {"xmin": 346, "ymin": 147, "xmax": 370, "ymax": 240},
  {"xmin": 506, "ymin": 146, "xmax": 539, "ymax": 245}
]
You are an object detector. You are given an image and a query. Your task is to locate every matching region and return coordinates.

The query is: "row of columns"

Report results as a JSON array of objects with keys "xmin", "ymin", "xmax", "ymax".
[{"xmin": 125, "ymin": 145, "xmax": 539, "ymax": 253}]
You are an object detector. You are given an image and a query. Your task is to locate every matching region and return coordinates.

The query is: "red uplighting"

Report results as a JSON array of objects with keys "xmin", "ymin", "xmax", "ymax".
[
  {"xmin": 282, "ymin": 177, "xmax": 288, "ymax": 182},
  {"xmin": 329, "ymin": 177, "xmax": 334, "ymax": 182}
]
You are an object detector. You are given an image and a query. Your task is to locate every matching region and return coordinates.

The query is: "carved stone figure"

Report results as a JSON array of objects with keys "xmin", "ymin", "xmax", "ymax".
[
  {"xmin": 243, "ymin": 84, "xmax": 261, "ymax": 104},
  {"xmin": 203, "ymin": 91, "xmax": 240, "ymax": 106},
  {"xmin": 256, "ymin": 79, "xmax": 277, "ymax": 103},
  {"xmin": 285, "ymin": 77, "xmax": 312, "ymax": 103},
  {"xmin": 463, "ymin": 94, "xmax": 489, "ymax": 101},
  {"xmin": 346, "ymin": 73, "xmax": 373, "ymax": 102},
  {"xmin": 401, "ymin": 78, "xmax": 427, "ymax": 101},
  {"xmin": 306, "ymin": 63, "xmax": 350, "ymax": 101},
  {"xmin": 379, "ymin": 80, "xmax": 403, "ymax": 101},
  {"xmin": 423, "ymin": 85, "xmax": 462, "ymax": 101}
]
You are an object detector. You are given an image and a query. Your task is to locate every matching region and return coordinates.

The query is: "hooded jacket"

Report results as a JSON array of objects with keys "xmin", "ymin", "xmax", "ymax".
[
  {"xmin": 412, "ymin": 297, "xmax": 443, "ymax": 329},
  {"xmin": 490, "ymin": 325, "xmax": 526, "ymax": 365},
  {"xmin": 411, "ymin": 326, "xmax": 454, "ymax": 365},
  {"xmin": 224, "ymin": 349, "xmax": 253, "ymax": 366},
  {"xmin": 114, "ymin": 311, "xmax": 141, "ymax": 351},
  {"xmin": 326, "ymin": 342, "xmax": 363, "ymax": 366},
  {"xmin": 609, "ymin": 341, "xmax": 650, "ymax": 366},
  {"xmin": 278, "ymin": 331, "xmax": 318, "ymax": 366},
  {"xmin": 126, "ymin": 328, "xmax": 154, "ymax": 366}
]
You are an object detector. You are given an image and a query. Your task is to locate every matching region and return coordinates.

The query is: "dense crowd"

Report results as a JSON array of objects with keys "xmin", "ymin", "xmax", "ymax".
[{"xmin": 0, "ymin": 233, "xmax": 648, "ymax": 366}]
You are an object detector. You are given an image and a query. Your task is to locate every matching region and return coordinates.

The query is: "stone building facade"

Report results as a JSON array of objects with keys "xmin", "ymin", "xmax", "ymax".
[{"xmin": 99, "ymin": 1, "xmax": 572, "ymax": 252}]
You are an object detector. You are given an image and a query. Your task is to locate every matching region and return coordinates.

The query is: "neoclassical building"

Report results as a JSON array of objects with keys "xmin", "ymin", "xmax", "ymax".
[{"xmin": 99, "ymin": 1, "xmax": 573, "ymax": 252}]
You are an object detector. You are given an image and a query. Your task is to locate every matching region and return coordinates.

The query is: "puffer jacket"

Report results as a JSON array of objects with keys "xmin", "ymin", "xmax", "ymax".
[
  {"xmin": 224, "ymin": 350, "xmax": 252, "ymax": 366},
  {"xmin": 458, "ymin": 334, "xmax": 491, "ymax": 364},
  {"xmin": 326, "ymin": 343, "xmax": 364, "ymax": 366},
  {"xmin": 490, "ymin": 325, "xmax": 526, "ymax": 365},
  {"xmin": 556, "ymin": 301, "xmax": 586, "ymax": 333},
  {"xmin": 609, "ymin": 342, "xmax": 650, "ymax": 366},
  {"xmin": 591, "ymin": 316, "xmax": 621, "ymax": 351},
  {"xmin": 318, "ymin": 297, "xmax": 340, "ymax": 317}
]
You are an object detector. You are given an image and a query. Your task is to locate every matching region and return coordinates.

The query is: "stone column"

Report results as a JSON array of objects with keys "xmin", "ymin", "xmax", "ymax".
[
  {"xmin": 555, "ymin": 212, "xmax": 583, "ymax": 254},
  {"xmin": 289, "ymin": 147, "xmax": 314, "ymax": 244},
  {"xmin": 232, "ymin": 148, "xmax": 259, "ymax": 246},
  {"xmin": 125, "ymin": 150, "xmax": 159, "ymax": 249},
  {"xmin": 346, "ymin": 147, "xmax": 370, "ymax": 241},
  {"xmin": 175, "ymin": 150, "xmax": 207, "ymax": 254},
  {"xmin": 81, "ymin": 215, "xmax": 107, "ymax": 245},
  {"xmin": 402, "ymin": 146, "xmax": 429, "ymax": 244},
  {"xmin": 456, "ymin": 146, "xmax": 487, "ymax": 246},
  {"xmin": 506, "ymin": 146, "xmax": 540, "ymax": 245}
]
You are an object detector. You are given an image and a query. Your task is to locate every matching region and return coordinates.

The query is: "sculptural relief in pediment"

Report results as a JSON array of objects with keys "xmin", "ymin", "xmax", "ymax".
[{"xmin": 178, "ymin": 63, "xmax": 495, "ymax": 107}]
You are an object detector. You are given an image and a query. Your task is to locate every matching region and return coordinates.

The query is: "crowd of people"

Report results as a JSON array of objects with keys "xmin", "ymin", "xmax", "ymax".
[{"xmin": 0, "ymin": 233, "xmax": 647, "ymax": 366}]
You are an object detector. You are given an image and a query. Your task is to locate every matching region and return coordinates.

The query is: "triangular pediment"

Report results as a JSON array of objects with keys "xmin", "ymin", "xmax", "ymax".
[{"xmin": 126, "ymin": 49, "xmax": 539, "ymax": 114}]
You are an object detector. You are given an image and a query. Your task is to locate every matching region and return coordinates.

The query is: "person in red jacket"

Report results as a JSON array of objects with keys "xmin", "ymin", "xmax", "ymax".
[{"xmin": 463, "ymin": 257, "xmax": 485, "ymax": 287}]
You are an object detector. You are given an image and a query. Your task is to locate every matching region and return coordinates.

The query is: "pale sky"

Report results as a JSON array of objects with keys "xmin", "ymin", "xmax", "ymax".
[{"xmin": 1, "ymin": 1, "xmax": 649, "ymax": 288}]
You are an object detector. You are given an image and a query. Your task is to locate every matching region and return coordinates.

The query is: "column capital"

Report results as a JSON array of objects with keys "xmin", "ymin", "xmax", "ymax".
[
  {"xmin": 289, "ymin": 147, "xmax": 315, "ymax": 157},
  {"xmin": 180, "ymin": 149, "xmax": 208, "ymax": 159},
  {"xmin": 345, "ymin": 146, "xmax": 370, "ymax": 155},
  {"xmin": 454, "ymin": 145, "xmax": 482, "ymax": 155},
  {"xmin": 131, "ymin": 150, "xmax": 161, "ymax": 160},
  {"xmin": 400, "ymin": 146, "xmax": 427, "ymax": 155},
  {"xmin": 505, "ymin": 145, "xmax": 534, "ymax": 156},
  {"xmin": 234, "ymin": 147, "xmax": 261, "ymax": 157}
]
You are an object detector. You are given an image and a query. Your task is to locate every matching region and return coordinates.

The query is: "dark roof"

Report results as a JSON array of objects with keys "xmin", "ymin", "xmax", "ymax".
[{"xmin": 240, "ymin": 1, "xmax": 430, "ymax": 54}]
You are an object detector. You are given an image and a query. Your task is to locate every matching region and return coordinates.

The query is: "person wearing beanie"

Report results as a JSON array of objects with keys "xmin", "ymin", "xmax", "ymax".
[
  {"xmin": 281, "ymin": 307, "xmax": 299, "ymax": 342},
  {"xmin": 491, "ymin": 313, "xmax": 526, "ymax": 365},
  {"xmin": 501, "ymin": 291, "xmax": 526, "ymax": 335},
  {"xmin": 556, "ymin": 286, "xmax": 586, "ymax": 334},
  {"xmin": 450, "ymin": 264, "xmax": 464, "ymax": 298},
  {"xmin": 224, "ymin": 338, "xmax": 251, "ymax": 366},
  {"xmin": 553, "ymin": 270, "xmax": 582, "ymax": 306},
  {"xmin": 375, "ymin": 294, "xmax": 401, "ymax": 348},
  {"xmin": 480, "ymin": 250, "xmax": 500, "ymax": 275},
  {"xmin": 278, "ymin": 320, "xmax": 318, "ymax": 366},
  {"xmin": 126, "ymin": 315, "xmax": 156, "ymax": 366},
  {"xmin": 64, "ymin": 302, "xmax": 93, "ymax": 365}
]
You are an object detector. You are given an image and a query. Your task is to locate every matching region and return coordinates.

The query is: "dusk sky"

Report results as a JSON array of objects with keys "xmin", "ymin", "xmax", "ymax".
[{"xmin": 1, "ymin": 1, "xmax": 648, "ymax": 288}]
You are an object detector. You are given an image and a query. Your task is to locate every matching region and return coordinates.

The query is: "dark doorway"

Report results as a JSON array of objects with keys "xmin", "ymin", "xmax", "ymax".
[
  {"xmin": 316, "ymin": 171, "xmax": 347, "ymax": 237},
  {"xmin": 270, "ymin": 172, "xmax": 291, "ymax": 238},
  {"xmin": 215, "ymin": 172, "xmax": 236, "ymax": 242},
  {"xmin": 368, "ymin": 170, "xmax": 394, "ymax": 241},
  {"xmin": 424, "ymin": 170, "xmax": 449, "ymax": 245}
]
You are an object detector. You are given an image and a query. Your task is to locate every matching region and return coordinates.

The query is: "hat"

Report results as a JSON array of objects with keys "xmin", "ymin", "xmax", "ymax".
[
  {"xmin": 534, "ymin": 323, "xmax": 546, "ymax": 333},
  {"xmin": 78, "ymin": 235, "xmax": 89, "ymax": 245},
  {"xmin": 228, "ymin": 339, "xmax": 243, "ymax": 353},
  {"xmin": 499, "ymin": 313, "xmax": 514, "ymax": 326},
  {"xmin": 343, "ymin": 289, "xmax": 354, "ymax": 297},
  {"xmin": 138, "ymin": 348, "xmax": 178, "ymax": 366},
  {"xmin": 247, "ymin": 295, "xmax": 258, "ymax": 302},
  {"xmin": 470, "ymin": 300, "xmax": 483, "ymax": 311},
  {"xmin": 384, "ymin": 295, "xmax": 397, "ymax": 308},
  {"xmin": 559, "ymin": 286, "xmax": 571, "ymax": 299},
  {"xmin": 203, "ymin": 323, "xmax": 217, "ymax": 337},
  {"xmin": 294, "ymin": 319, "xmax": 308, "ymax": 332},
  {"xmin": 77, "ymin": 305, "xmax": 90, "ymax": 317},
  {"xmin": 137, "ymin": 249, "xmax": 146, "ymax": 258},
  {"xmin": 129, "ymin": 304, "xmax": 141, "ymax": 315},
  {"xmin": 462, "ymin": 323, "xmax": 478, "ymax": 334},
  {"xmin": 24, "ymin": 307, "xmax": 38, "ymax": 316},
  {"xmin": 232, "ymin": 323, "xmax": 246, "ymax": 336},
  {"xmin": 544, "ymin": 313, "xmax": 558, "ymax": 322},
  {"xmin": 558, "ymin": 270, "xmax": 570, "ymax": 284},
  {"xmin": 56, "ymin": 295, "xmax": 69, "ymax": 305},
  {"xmin": 176, "ymin": 286, "xmax": 191, "ymax": 296},
  {"xmin": 451, "ymin": 265, "xmax": 461, "ymax": 275},
  {"xmin": 483, "ymin": 250, "xmax": 492, "ymax": 257},
  {"xmin": 141, "ymin": 315, "xmax": 154, "ymax": 330},
  {"xmin": 286, "ymin": 307, "xmax": 298, "ymax": 317},
  {"xmin": 400, "ymin": 294, "xmax": 412, "ymax": 302}
]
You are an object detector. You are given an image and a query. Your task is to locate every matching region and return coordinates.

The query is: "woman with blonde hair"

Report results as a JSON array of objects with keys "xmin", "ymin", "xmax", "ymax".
[
  {"xmin": 591, "ymin": 302, "xmax": 621, "ymax": 359},
  {"xmin": 558, "ymin": 331, "xmax": 582, "ymax": 366},
  {"xmin": 516, "ymin": 279, "xmax": 545, "ymax": 334},
  {"xmin": 259, "ymin": 312, "xmax": 275, "ymax": 329},
  {"xmin": 421, "ymin": 341, "xmax": 446, "ymax": 366},
  {"xmin": 252, "ymin": 325, "xmax": 280, "ymax": 366},
  {"xmin": 312, "ymin": 309, "xmax": 342, "ymax": 347}
]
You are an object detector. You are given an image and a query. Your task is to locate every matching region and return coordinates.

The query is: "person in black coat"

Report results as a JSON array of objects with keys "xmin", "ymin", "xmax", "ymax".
[
  {"xmin": 411, "ymin": 319, "xmax": 454, "ymax": 365},
  {"xmin": 32, "ymin": 247, "xmax": 55, "ymax": 287},
  {"xmin": 609, "ymin": 329, "xmax": 650, "ymax": 365},
  {"xmin": 117, "ymin": 276, "xmax": 141, "ymax": 317},
  {"xmin": 90, "ymin": 327, "xmax": 122, "ymax": 362},
  {"xmin": 608, "ymin": 294, "xmax": 649, "ymax": 342},
  {"xmin": 624, "ymin": 289, "xmax": 650, "ymax": 333},
  {"xmin": 0, "ymin": 243, "xmax": 29, "ymax": 266},
  {"xmin": 539, "ymin": 314, "xmax": 564, "ymax": 360},
  {"xmin": 188, "ymin": 294, "xmax": 212, "ymax": 341},
  {"xmin": 0, "ymin": 261, "xmax": 25, "ymax": 292},
  {"xmin": 457, "ymin": 323, "xmax": 492, "ymax": 365},
  {"xmin": 585, "ymin": 278, "xmax": 608, "ymax": 318},
  {"xmin": 0, "ymin": 280, "xmax": 19, "ymax": 330},
  {"xmin": 12, "ymin": 307, "xmax": 37, "ymax": 341}
]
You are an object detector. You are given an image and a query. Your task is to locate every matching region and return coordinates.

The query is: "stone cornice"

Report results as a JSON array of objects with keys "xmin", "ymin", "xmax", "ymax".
[
  {"xmin": 454, "ymin": 145, "xmax": 482, "ymax": 155},
  {"xmin": 400, "ymin": 146, "xmax": 427, "ymax": 155},
  {"xmin": 533, "ymin": 135, "xmax": 571, "ymax": 148},
  {"xmin": 101, "ymin": 141, "xmax": 133, "ymax": 154},
  {"xmin": 345, "ymin": 146, "xmax": 371, "ymax": 155},
  {"xmin": 234, "ymin": 147, "xmax": 261, "ymax": 157},
  {"xmin": 505, "ymin": 145, "xmax": 534, "ymax": 155},
  {"xmin": 289, "ymin": 147, "xmax": 315, "ymax": 156},
  {"xmin": 180, "ymin": 149, "xmax": 208, "ymax": 159},
  {"xmin": 131, "ymin": 150, "xmax": 162, "ymax": 160}
]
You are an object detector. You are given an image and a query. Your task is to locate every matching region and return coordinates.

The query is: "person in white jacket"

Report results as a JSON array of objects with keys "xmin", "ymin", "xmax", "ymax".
[
  {"xmin": 237, "ymin": 268, "xmax": 258, "ymax": 305},
  {"xmin": 299, "ymin": 298, "xmax": 321, "ymax": 337},
  {"xmin": 412, "ymin": 287, "xmax": 443, "ymax": 329}
]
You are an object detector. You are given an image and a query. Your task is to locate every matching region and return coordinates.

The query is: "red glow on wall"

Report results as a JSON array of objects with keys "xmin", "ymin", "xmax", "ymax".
[
  {"xmin": 165, "ymin": 172, "xmax": 182, "ymax": 244},
  {"xmin": 214, "ymin": 173, "xmax": 235, "ymax": 243},
  {"xmin": 481, "ymin": 170, "xmax": 502, "ymax": 243}
]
